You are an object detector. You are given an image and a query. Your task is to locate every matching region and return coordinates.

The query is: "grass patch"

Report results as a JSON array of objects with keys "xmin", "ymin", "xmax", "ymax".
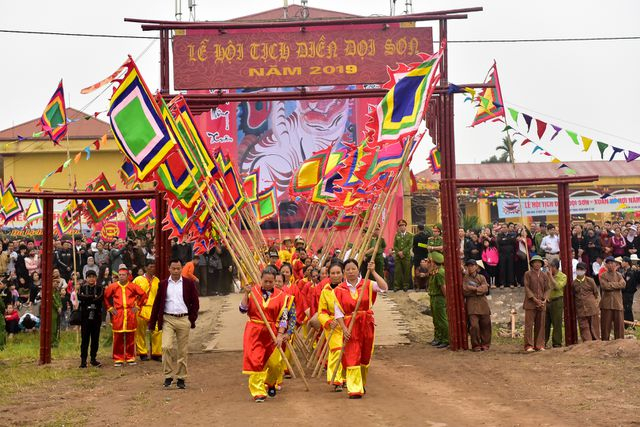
[
  {"xmin": 0, "ymin": 328, "xmax": 111, "ymax": 400},
  {"xmin": 42, "ymin": 410, "xmax": 89, "ymax": 427}
]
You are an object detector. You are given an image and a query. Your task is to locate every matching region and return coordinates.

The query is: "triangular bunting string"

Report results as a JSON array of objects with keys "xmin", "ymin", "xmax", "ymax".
[
  {"xmin": 522, "ymin": 114, "xmax": 533, "ymax": 132},
  {"xmin": 609, "ymin": 147, "xmax": 624, "ymax": 161},
  {"xmin": 535, "ymin": 119, "xmax": 547, "ymax": 140},
  {"xmin": 566, "ymin": 130, "xmax": 579, "ymax": 145},
  {"xmin": 625, "ymin": 150, "xmax": 640, "ymax": 162},
  {"xmin": 597, "ymin": 141, "xmax": 608, "ymax": 159}
]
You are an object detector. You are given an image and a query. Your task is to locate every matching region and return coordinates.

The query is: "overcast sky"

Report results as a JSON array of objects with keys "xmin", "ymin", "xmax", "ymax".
[{"xmin": 1, "ymin": 0, "xmax": 638, "ymax": 173}]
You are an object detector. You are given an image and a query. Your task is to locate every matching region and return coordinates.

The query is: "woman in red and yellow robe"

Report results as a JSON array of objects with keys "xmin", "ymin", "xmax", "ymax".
[
  {"xmin": 317, "ymin": 262, "xmax": 345, "ymax": 390},
  {"xmin": 240, "ymin": 268, "xmax": 295, "ymax": 402},
  {"xmin": 334, "ymin": 259, "xmax": 388, "ymax": 398}
]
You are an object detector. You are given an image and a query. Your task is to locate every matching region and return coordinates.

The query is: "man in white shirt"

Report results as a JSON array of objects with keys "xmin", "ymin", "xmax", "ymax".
[
  {"xmin": 149, "ymin": 259, "xmax": 199, "ymax": 390},
  {"xmin": 541, "ymin": 224, "xmax": 561, "ymax": 263}
]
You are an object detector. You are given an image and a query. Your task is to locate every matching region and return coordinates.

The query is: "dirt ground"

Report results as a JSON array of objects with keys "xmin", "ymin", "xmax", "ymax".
[{"xmin": 3, "ymin": 294, "xmax": 640, "ymax": 427}]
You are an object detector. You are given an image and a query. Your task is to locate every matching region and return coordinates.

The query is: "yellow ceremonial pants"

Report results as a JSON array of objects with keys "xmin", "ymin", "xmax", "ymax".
[
  {"xmin": 276, "ymin": 345, "xmax": 292, "ymax": 386},
  {"xmin": 325, "ymin": 328, "xmax": 344, "ymax": 385},
  {"xmin": 345, "ymin": 366, "xmax": 369, "ymax": 396},
  {"xmin": 248, "ymin": 349, "xmax": 282, "ymax": 398},
  {"xmin": 135, "ymin": 317, "xmax": 162, "ymax": 356}
]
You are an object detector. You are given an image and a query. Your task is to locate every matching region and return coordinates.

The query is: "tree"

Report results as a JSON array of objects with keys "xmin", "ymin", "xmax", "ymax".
[
  {"xmin": 495, "ymin": 135, "xmax": 515, "ymax": 164},
  {"xmin": 480, "ymin": 136, "xmax": 514, "ymax": 164},
  {"xmin": 481, "ymin": 154, "xmax": 508, "ymax": 164}
]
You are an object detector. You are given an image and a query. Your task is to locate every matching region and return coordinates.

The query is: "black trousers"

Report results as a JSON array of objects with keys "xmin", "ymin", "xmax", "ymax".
[
  {"xmin": 498, "ymin": 252, "xmax": 515, "ymax": 286},
  {"xmin": 80, "ymin": 319, "xmax": 101, "ymax": 362},
  {"xmin": 622, "ymin": 292, "xmax": 635, "ymax": 325}
]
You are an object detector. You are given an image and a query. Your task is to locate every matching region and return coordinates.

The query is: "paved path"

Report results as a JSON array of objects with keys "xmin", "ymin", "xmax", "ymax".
[{"xmin": 206, "ymin": 291, "xmax": 410, "ymax": 352}]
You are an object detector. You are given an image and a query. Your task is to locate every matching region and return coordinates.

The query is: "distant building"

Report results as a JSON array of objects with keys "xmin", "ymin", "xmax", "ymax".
[
  {"xmin": 0, "ymin": 108, "xmax": 122, "ymax": 191},
  {"xmin": 413, "ymin": 161, "xmax": 639, "ymax": 226}
]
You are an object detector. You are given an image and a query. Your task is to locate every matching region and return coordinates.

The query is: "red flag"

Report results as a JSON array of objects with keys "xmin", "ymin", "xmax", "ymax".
[{"xmin": 536, "ymin": 119, "xmax": 547, "ymax": 139}]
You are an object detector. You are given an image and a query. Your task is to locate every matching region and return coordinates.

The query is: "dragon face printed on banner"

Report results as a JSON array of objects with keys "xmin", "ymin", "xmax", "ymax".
[{"xmin": 239, "ymin": 87, "xmax": 354, "ymax": 199}]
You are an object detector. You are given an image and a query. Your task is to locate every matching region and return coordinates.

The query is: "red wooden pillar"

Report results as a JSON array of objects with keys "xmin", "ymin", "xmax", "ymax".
[
  {"xmin": 437, "ymin": 18, "xmax": 467, "ymax": 351},
  {"xmin": 557, "ymin": 182, "xmax": 578, "ymax": 345},
  {"xmin": 159, "ymin": 29, "xmax": 170, "ymax": 94},
  {"xmin": 155, "ymin": 192, "xmax": 170, "ymax": 283},
  {"xmin": 39, "ymin": 198, "xmax": 54, "ymax": 364}
]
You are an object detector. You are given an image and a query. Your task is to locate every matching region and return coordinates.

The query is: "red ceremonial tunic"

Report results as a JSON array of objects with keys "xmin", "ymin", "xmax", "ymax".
[
  {"xmin": 307, "ymin": 278, "xmax": 328, "ymax": 318},
  {"xmin": 284, "ymin": 279, "xmax": 308, "ymax": 325},
  {"xmin": 333, "ymin": 279, "xmax": 377, "ymax": 368},
  {"xmin": 292, "ymin": 259, "xmax": 305, "ymax": 281},
  {"xmin": 242, "ymin": 286, "xmax": 289, "ymax": 373},
  {"xmin": 103, "ymin": 281, "xmax": 147, "ymax": 333}
]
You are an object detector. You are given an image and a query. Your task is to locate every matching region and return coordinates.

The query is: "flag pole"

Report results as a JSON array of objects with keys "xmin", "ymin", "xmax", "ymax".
[{"xmin": 276, "ymin": 201, "xmax": 282, "ymax": 244}]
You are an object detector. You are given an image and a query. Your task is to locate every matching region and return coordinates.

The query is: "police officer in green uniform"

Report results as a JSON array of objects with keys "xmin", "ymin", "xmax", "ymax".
[
  {"xmin": 427, "ymin": 226, "xmax": 444, "ymax": 255},
  {"xmin": 363, "ymin": 226, "xmax": 386, "ymax": 278},
  {"xmin": 428, "ymin": 251, "xmax": 449, "ymax": 348},
  {"xmin": 393, "ymin": 219, "xmax": 414, "ymax": 291},
  {"xmin": 52, "ymin": 288, "xmax": 62, "ymax": 348}
]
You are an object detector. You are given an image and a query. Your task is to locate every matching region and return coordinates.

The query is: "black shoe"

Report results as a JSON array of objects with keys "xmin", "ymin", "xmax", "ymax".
[
  {"xmin": 90, "ymin": 360, "xmax": 102, "ymax": 367},
  {"xmin": 349, "ymin": 394, "xmax": 362, "ymax": 399},
  {"xmin": 254, "ymin": 396, "xmax": 266, "ymax": 403},
  {"xmin": 139, "ymin": 354, "xmax": 150, "ymax": 361},
  {"xmin": 436, "ymin": 343, "xmax": 449, "ymax": 349},
  {"xmin": 151, "ymin": 355, "xmax": 162, "ymax": 362},
  {"xmin": 163, "ymin": 378, "xmax": 173, "ymax": 388},
  {"xmin": 267, "ymin": 386, "xmax": 276, "ymax": 397},
  {"xmin": 176, "ymin": 379, "xmax": 186, "ymax": 389},
  {"xmin": 430, "ymin": 340, "xmax": 440, "ymax": 346},
  {"xmin": 79, "ymin": 362, "xmax": 87, "ymax": 368}
]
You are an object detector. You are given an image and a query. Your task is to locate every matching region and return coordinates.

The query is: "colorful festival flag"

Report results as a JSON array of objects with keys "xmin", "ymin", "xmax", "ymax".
[
  {"xmin": 56, "ymin": 200, "xmax": 79, "ymax": 236},
  {"xmin": 370, "ymin": 50, "xmax": 444, "ymax": 143},
  {"xmin": 118, "ymin": 159, "xmax": 137, "ymax": 186},
  {"xmin": 290, "ymin": 147, "xmax": 331, "ymax": 194},
  {"xmin": 428, "ymin": 146, "xmax": 441, "ymax": 173},
  {"xmin": 243, "ymin": 172, "xmax": 259, "ymax": 203},
  {"xmin": 212, "ymin": 157, "xmax": 245, "ymax": 217},
  {"xmin": 40, "ymin": 80, "xmax": 68, "ymax": 144},
  {"xmin": 168, "ymin": 95, "xmax": 217, "ymax": 176},
  {"xmin": 471, "ymin": 61, "xmax": 505, "ymax": 127},
  {"xmin": 108, "ymin": 59, "xmax": 175, "ymax": 180},
  {"xmin": 84, "ymin": 173, "xmax": 119, "ymax": 224},
  {"xmin": 162, "ymin": 200, "xmax": 193, "ymax": 241},
  {"xmin": 24, "ymin": 199, "xmax": 43, "ymax": 226},
  {"xmin": 253, "ymin": 186, "xmax": 277, "ymax": 223},
  {"xmin": 0, "ymin": 179, "xmax": 23, "ymax": 223},
  {"xmin": 155, "ymin": 97, "xmax": 207, "ymax": 210}
]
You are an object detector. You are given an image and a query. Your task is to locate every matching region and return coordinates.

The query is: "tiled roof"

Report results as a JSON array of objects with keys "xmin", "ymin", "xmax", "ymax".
[
  {"xmin": 0, "ymin": 108, "xmax": 110, "ymax": 141},
  {"xmin": 415, "ymin": 160, "xmax": 639, "ymax": 181}
]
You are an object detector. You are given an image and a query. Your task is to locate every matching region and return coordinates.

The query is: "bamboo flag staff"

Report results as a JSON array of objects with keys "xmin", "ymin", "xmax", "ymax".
[
  {"xmin": 329, "ymin": 142, "xmax": 411, "ymax": 386},
  {"xmin": 172, "ymin": 146, "xmax": 310, "ymax": 390}
]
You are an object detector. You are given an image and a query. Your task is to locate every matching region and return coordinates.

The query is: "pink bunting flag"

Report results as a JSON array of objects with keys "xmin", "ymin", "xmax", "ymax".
[{"xmin": 535, "ymin": 119, "xmax": 547, "ymax": 139}]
